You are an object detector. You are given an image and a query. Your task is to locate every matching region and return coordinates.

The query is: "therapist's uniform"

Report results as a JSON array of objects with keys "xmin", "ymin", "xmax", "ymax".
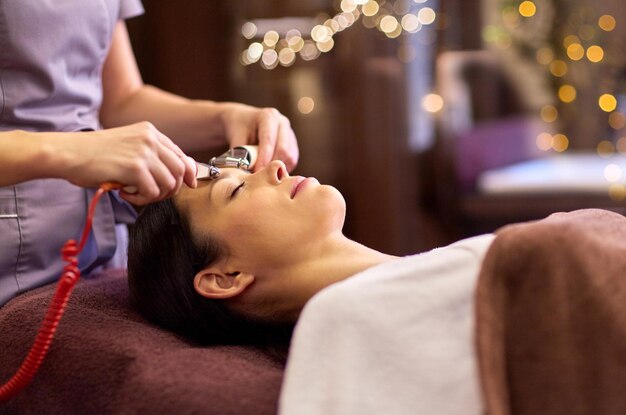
[{"xmin": 0, "ymin": 0, "xmax": 144, "ymax": 307}]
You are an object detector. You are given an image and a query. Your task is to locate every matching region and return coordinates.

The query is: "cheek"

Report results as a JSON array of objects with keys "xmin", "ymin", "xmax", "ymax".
[
  {"xmin": 218, "ymin": 202, "xmax": 284, "ymax": 244},
  {"xmin": 303, "ymin": 186, "xmax": 346, "ymax": 230},
  {"xmin": 220, "ymin": 214, "xmax": 294, "ymax": 264},
  {"xmin": 215, "ymin": 186, "xmax": 345, "ymax": 255}
]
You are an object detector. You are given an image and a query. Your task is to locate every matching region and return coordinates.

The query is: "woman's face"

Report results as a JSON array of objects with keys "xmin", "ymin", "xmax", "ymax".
[{"xmin": 175, "ymin": 160, "xmax": 346, "ymax": 269}]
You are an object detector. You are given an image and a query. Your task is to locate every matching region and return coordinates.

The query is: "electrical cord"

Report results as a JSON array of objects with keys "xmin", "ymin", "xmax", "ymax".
[{"xmin": 0, "ymin": 183, "xmax": 120, "ymax": 402}]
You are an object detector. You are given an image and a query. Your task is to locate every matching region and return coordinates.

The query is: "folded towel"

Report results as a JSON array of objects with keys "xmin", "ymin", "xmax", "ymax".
[
  {"xmin": 476, "ymin": 208, "xmax": 626, "ymax": 415},
  {"xmin": 280, "ymin": 234, "xmax": 496, "ymax": 415}
]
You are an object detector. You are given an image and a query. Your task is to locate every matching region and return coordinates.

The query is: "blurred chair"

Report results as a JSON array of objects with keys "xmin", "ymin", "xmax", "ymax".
[{"xmin": 432, "ymin": 50, "xmax": 626, "ymax": 238}]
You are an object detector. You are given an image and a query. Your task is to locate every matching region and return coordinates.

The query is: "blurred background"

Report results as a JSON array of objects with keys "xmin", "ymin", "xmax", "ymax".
[{"xmin": 127, "ymin": 0, "xmax": 626, "ymax": 255}]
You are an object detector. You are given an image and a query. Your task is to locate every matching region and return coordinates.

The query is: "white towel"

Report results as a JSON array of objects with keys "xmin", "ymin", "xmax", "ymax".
[{"xmin": 279, "ymin": 234, "xmax": 495, "ymax": 415}]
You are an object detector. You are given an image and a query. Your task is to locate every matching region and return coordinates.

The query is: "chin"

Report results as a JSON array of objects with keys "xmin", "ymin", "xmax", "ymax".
[{"xmin": 316, "ymin": 186, "xmax": 346, "ymax": 231}]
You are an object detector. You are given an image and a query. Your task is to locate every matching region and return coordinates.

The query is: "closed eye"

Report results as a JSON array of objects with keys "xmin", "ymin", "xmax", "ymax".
[{"xmin": 230, "ymin": 181, "xmax": 245, "ymax": 198}]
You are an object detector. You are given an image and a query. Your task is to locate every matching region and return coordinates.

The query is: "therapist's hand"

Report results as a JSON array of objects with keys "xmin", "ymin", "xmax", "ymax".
[
  {"xmin": 58, "ymin": 122, "xmax": 197, "ymax": 205},
  {"xmin": 219, "ymin": 103, "xmax": 299, "ymax": 172}
]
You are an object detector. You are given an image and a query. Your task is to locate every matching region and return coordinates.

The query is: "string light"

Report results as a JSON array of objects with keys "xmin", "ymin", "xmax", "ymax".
[
  {"xmin": 489, "ymin": 1, "xmax": 624, "ymax": 195},
  {"xmin": 240, "ymin": 0, "xmax": 436, "ymax": 70}
]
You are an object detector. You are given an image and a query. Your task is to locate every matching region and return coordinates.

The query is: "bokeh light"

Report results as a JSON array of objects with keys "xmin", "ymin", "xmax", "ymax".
[
  {"xmin": 558, "ymin": 85, "xmax": 577, "ymax": 103},
  {"xmin": 263, "ymin": 31, "xmax": 280, "ymax": 48},
  {"xmin": 552, "ymin": 133, "xmax": 569, "ymax": 152},
  {"xmin": 422, "ymin": 93, "xmax": 444, "ymax": 113},
  {"xmin": 566, "ymin": 43, "xmax": 584, "ymax": 61},
  {"xmin": 247, "ymin": 42, "xmax": 263, "ymax": 62},
  {"xmin": 540, "ymin": 105, "xmax": 558, "ymax": 123},
  {"xmin": 604, "ymin": 163, "xmax": 622, "ymax": 182},
  {"xmin": 609, "ymin": 184, "xmax": 626, "ymax": 201},
  {"xmin": 609, "ymin": 112, "xmax": 626, "ymax": 130},
  {"xmin": 586, "ymin": 45, "xmax": 604, "ymax": 63},
  {"xmin": 599, "ymin": 94, "xmax": 617, "ymax": 112},
  {"xmin": 417, "ymin": 8, "xmax": 436, "ymax": 25},
  {"xmin": 380, "ymin": 15, "xmax": 399, "ymax": 33},
  {"xmin": 518, "ymin": 1, "xmax": 537, "ymax": 17},
  {"xmin": 401, "ymin": 14, "xmax": 421, "ymax": 33},
  {"xmin": 297, "ymin": 97, "xmax": 315, "ymax": 114},
  {"xmin": 536, "ymin": 132, "xmax": 553, "ymax": 151},
  {"xmin": 340, "ymin": 0, "xmax": 357, "ymax": 13},
  {"xmin": 536, "ymin": 47, "xmax": 554, "ymax": 65},
  {"xmin": 563, "ymin": 35, "xmax": 581, "ymax": 48},
  {"xmin": 597, "ymin": 140, "xmax": 616, "ymax": 156},
  {"xmin": 549, "ymin": 60, "xmax": 568, "ymax": 77},
  {"xmin": 598, "ymin": 15, "xmax": 617, "ymax": 32},
  {"xmin": 261, "ymin": 49, "xmax": 278, "ymax": 69},
  {"xmin": 241, "ymin": 22, "xmax": 257, "ymax": 39},
  {"xmin": 362, "ymin": 0, "xmax": 379, "ymax": 16},
  {"xmin": 317, "ymin": 37, "xmax": 335, "ymax": 52},
  {"xmin": 278, "ymin": 48, "xmax": 296, "ymax": 66}
]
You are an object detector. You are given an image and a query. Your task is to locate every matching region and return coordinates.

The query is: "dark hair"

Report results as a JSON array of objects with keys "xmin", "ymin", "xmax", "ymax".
[{"xmin": 127, "ymin": 198, "xmax": 292, "ymax": 352}]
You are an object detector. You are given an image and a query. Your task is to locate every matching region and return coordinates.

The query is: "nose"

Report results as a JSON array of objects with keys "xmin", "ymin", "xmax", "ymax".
[{"xmin": 265, "ymin": 160, "xmax": 288, "ymax": 185}]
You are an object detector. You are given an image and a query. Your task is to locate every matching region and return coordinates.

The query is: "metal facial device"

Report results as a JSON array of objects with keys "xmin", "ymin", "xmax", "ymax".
[
  {"xmin": 197, "ymin": 145, "xmax": 259, "ymax": 181},
  {"xmin": 122, "ymin": 145, "xmax": 258, "ymax": 193}
]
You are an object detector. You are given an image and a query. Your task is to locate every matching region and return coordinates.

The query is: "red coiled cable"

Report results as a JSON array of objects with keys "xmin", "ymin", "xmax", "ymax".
[{"xmin": 0, "ymin": 183, "xmax": 120, "ymax": 402}]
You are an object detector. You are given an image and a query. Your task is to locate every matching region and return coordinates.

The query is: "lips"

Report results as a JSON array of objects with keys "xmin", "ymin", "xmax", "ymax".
[{"xmin": 291, "ymin": 177, "xmax": 306, "ymax": 199}]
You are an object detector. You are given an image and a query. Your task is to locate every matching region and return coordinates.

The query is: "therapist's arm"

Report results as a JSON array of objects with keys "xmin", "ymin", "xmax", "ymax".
[
  {"xmin": 0, "ymin": 126, "xmax": 196, "ymax": 204},
  {"xmin": 99, "ymin": 22, "xmax": 299, "ymax": 171}
]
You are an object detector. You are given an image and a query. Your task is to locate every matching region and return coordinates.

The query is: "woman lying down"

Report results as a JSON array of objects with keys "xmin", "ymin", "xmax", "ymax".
[{"xmin": 128, "ymin": 160, "xmax": 492, "ymax": 414}]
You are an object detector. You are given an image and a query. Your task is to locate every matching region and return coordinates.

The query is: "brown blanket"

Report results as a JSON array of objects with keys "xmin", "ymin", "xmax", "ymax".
[
  {"xmin": 0, "ymin": 269, "xmax": 284, "ymax": 415},
  {"xmin": 476, "ymin": 208, "xmax": 626, "ymax": 415}
]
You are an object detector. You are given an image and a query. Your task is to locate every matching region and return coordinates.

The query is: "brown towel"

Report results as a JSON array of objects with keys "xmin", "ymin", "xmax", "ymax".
[
  {"xmin": 476, "ymin": 208, "xmax": 626, "ymax": 415},
  {"xmin": 0, "ymin": 269, "xmax": 284, "ymax": 415}
]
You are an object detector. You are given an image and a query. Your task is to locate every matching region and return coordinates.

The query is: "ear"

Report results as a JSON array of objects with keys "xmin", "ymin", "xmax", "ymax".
[{"xmin": 193, "ymin": 267, "xmax": 255, "ymax": 300}]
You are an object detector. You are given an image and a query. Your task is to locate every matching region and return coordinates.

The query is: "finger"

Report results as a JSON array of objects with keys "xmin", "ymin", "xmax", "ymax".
[
  {"xmin": 154, "ymin": 145, "xmax": 185, "ymax": 199},
  {"xmin": 155, "ymin": 130, "xmax": 196, "ymax": 189},
  {"xmin": 274, "ymin": 119, "xmax": 299, "ymax": 172},
  {"xmin": 227, "ymin": 123, "xmax": 251, "ymax": 149},
  {"xmin": 255, "ymin": 109, "xmax": 279, "ymax": 171},
  {"xmin": 120, "ymin": 168, "xmax": 160, "ymax": 206}
]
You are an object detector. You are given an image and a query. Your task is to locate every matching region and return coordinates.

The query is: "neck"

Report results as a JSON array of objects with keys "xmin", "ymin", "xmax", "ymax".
[{"xmin": 257, "ymin": 233, "xmax": 398, "ymax": 322}]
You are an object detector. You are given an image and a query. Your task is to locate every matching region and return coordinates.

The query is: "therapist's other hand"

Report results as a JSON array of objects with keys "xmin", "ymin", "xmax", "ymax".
[
  {"xmin": 220, "ymin": 103, "xmax": 299, "ymax": 172},
  {"xmin": 60, "ymin": 122, "xmax": 197, "ymax": 205}
]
